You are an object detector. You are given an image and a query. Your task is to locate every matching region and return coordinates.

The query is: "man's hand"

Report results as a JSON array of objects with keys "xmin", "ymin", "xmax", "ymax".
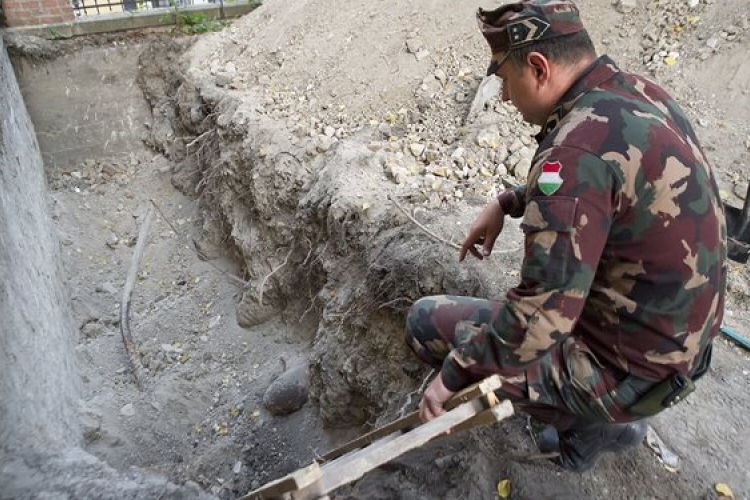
[
  {"xmin": 459, "ymin": 198, "xmax": 505, "ymax": 261},
  {"xmin": 419, "ymin": 373, "xmax": 456, "ymax": 422}
]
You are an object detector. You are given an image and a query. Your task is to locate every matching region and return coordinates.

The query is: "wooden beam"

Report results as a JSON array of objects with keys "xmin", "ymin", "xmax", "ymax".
[
  {"xmin": 318, "ymin": 375, "xmax": 502, "ymax": 463},
  {"xmin": 239, "ymin": 463, "xmax": 322, "ymax": 500},
  {"xmin": 312, "ymin": 399, "xmax": 488, "ymax": 494},
  {"xmin": 447, "ymin": 399, "xmax": 513, "ymax": 435}
]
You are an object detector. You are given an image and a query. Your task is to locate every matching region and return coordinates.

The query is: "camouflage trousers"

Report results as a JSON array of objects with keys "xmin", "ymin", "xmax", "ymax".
[{"xmin": 405, "ymin": 295, "xmax": 656, "ymax": 430}]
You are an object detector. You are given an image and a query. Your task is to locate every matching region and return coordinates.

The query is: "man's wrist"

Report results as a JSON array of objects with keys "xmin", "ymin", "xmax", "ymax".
[{"xmin": 497, "ymin": 185, "xmax": 526, "ymax": 218}]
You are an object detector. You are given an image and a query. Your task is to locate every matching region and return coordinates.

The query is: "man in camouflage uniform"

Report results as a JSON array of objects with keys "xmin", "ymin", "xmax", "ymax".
[{"xmin": 405, "ymin": 0, "xmax": 726, "ymax": 472}]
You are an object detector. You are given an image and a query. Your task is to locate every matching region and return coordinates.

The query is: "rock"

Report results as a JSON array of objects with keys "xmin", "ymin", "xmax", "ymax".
[
  {"xmin": 387, "ymin": 163, "xmax": 410, "ymax": 184},
  {"xmin": 80, "ymin": 405, "xmax": 102, "ymax": 442},
  {"xmin": 317, "ymin": 135, "xmax": 337, "ymax": 152},
  {"xmin": 262, "ymin": 364, "xmax": 309, "ymax": 416},
  {"xmin": 81, "ymin": 322, "xmax": 103, "ymax": 339},
  {"xmin": 106, "ymin": 233, "xmax": 119, "ymax": 249},
  {"xmin": 614, "ymin": 0, "xmax": 637, "ymax": 13},
  {"xmin": 161, "ymin": 343, "xmax": 183, "ymax": 354},
  {"xmin": 101, "ymin": 164, "xmax": 119, "ymax": 177},
  {"xmin": 494, "ymin": 145, "xmax": 510, "ymax": 164},
  {"xmin": 476, "ymin": 126, "xmax": 501, "ymax": 148},
  {"xmin": 409, "ymin": 143, "xmax": 426, "ymax": 158},
  {"xmin": 415, "ymin": 49, "xmax": 430, "ymax": 62},
  {"xmin": 120, "ymin": 404, "xmax": 135, "ymax": 417},
  {"xmin": 451, "ymin": 147, "xmax": 466, "ymax": 160},
  {"xmin": 466, "ymin": 75, "xmax": 502, "ymax": 123},
  {"xmin": 377, "ymin": 122, "xmax": 392, "ymax": 137},
  {"xmin": 233, "ymin": 461, "xmax": 243, "ymax": 475},
  {"xmin": 405, "ymin": 38, "xmax": 424, "ymax": 54},
  {"xmin": 423, "ymin": 149, "xmax": 440, "ymax": 163},
  {"xmin": 687, "ymin": 0, "xmax": 700, "ymax": 8},
  {"xmin": 706, "ymin": 37, "xmax": 721, "ymax": 49},
  {"xmin": 215, "ymin": 71, "xmax": 234, "ymax": 88},
  {"xmin": 96, "ymin": 282, "xmax": 118, "ymax": 295},
  {"xmin": 508, "ymin": 138, "xmax": 525, "ymax": 153},
  {"xmin": 514, "ymin": 158, "xmax": 532, "ymax": 182}
]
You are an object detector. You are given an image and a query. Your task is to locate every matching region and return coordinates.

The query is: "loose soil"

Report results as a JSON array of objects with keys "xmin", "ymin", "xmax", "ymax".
[{"xmin": 28, "ymin": 0, "xmax": 750, "ymax": 498}]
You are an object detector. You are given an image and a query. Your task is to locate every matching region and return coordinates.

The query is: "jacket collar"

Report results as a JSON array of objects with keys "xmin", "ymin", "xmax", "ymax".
[{"xmin": 536, "ymin": 55, "xmax": 619, "ymax": 142}]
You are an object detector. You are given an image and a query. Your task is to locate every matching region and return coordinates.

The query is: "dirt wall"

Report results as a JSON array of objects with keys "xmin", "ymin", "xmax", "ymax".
[
  {"xmin": 0, "ymin": 35, "xmax": 218, "ymax": 500},
  {"xmin": 10, "ymin": 39, "xmax": 152, "ymax": 172}
]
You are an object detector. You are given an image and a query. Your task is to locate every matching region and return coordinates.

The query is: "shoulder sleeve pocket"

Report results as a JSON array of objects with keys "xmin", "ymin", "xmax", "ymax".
[{"xmin": 520, "ymin": 196, "xmax": 578, "ymax": 287}]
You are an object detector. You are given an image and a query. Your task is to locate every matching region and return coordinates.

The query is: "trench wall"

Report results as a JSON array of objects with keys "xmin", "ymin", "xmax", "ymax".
[
  {"xmin": 0, "ymin": 33, "xmax": 81, "ymax": 458},
  {"xmin": 11, "ymin": 42, "xmax": 152, "ymax": 171}
]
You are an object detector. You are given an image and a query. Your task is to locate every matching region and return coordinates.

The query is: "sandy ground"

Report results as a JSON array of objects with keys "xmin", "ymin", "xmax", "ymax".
[{"xmin": 35, "ymin": 0, "xmax": 750, "ymax": 498}]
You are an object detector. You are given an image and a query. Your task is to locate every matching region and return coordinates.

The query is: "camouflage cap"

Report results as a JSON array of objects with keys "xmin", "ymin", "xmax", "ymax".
[{"xmin": 477, "ymin": 0, "xmax": 586, "ymax": 75}]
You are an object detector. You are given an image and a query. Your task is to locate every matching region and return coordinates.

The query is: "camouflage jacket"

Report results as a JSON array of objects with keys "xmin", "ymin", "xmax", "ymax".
[{"xmin": 443, "ymin": 56, "xmax": 727, "ymax": 390}]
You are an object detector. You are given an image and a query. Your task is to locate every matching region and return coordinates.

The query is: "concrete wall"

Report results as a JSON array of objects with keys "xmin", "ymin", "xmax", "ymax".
[
  {"xmin": 0, "ymin": 35, "xmax": 81, "ymax": 457},
  {"xmin": 12, "ymin": 43, "xmax": 151, "ymax": 171}
]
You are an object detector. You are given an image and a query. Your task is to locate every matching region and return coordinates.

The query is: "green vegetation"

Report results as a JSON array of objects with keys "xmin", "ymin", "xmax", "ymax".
[{"xmin": 161, "ymin": 1, "xmax": 229, "ymax": 34}]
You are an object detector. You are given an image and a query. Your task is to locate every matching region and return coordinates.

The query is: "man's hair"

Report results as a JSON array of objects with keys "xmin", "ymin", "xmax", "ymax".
[{"xmin": 507, "ymin": 30, "xmax": 596, "ymax": 69}]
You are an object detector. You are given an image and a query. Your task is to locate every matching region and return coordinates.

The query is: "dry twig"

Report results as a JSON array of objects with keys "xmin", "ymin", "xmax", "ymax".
[{"xmin": 120, "ymin": 205, "xmax": 155, "ymax": 390}]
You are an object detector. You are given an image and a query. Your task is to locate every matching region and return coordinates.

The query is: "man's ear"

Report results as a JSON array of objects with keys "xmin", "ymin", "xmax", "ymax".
[{"xmin": 526, "ymin": 52, "xmax": 551, "ymax": 85}]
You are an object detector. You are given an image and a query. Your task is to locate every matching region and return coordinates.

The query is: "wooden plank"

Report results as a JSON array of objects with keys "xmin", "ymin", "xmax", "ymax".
[
  {"xmin": 448, "ymin": 375, "xmax": 502, "ymax": 407},
  {"xmin": 313, "ymin": 399, "xmax": 487, "ymax": 494},
  {"xmin": 239, "ymin": 463, "xmax": 322, "ymax": 500},
  {"xmin": 447, "ymin": 399, "xmax": 514, "ymax": 435},
  {"xmin": 316, "ymin": 412, "xmax": 421, "ymax": 463},
  {"xmin": 317, "ymin": 375, "xmax": 502, "ymax": 463}
]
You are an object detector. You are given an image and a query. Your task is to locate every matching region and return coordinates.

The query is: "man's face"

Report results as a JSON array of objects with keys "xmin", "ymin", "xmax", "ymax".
[{"xmin": 495, "ymin": 56, "xmax": 547, "ymax": 126}]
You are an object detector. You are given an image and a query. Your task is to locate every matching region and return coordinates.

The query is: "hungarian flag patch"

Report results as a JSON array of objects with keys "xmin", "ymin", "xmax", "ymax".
[{"xmin": 538, "ymin": 161, "xmax": 563, "ymax": 196}]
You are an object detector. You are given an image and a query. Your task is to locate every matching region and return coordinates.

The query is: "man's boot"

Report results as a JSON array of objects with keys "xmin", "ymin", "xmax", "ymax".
[{"xmin": 538, "ymin": 420, "xmax": 648, "ymax": 473}]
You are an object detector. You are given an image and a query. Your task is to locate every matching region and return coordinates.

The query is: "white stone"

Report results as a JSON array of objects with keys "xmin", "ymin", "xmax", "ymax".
[
  {"xmin": 120, "ymin": 404, "xmax": 135, "ymax": 417},
  {"xmin": 409, "ymin": 143, "xmax": 426, "ymax": 157},
  {"xmin": 105, "ymin": 233, "xmax": 119, "ymax": 248},
  {"xmin": 476, "ymin": 126, "xmax": 501, "ymax": 148},
  {"xmin": 317, "ymin": 135, "xmax": 337, "ymax": 152},
  {"xmin": 514, "ymin": 158, "xmax": 532, "ymax": 182},
  {"xmin": 406, "ymin": 38, "xmax": 424, "ymax": 54},
  {"xmin": 615, "ymin": 0, "xmax": 637, "ymax": 14},
  {"xmin": 508, "ymin": 138, "xmax": 525, "ymax": 153},
  {"xmin": 415, "ymin": 50, "xmax": 430, "ymax": 62}
]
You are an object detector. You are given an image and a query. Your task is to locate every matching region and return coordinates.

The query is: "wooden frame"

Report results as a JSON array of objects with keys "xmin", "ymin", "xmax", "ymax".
[{"xmin": 241, "ymin": 375, "xmax": 513, "ymax": 500}]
